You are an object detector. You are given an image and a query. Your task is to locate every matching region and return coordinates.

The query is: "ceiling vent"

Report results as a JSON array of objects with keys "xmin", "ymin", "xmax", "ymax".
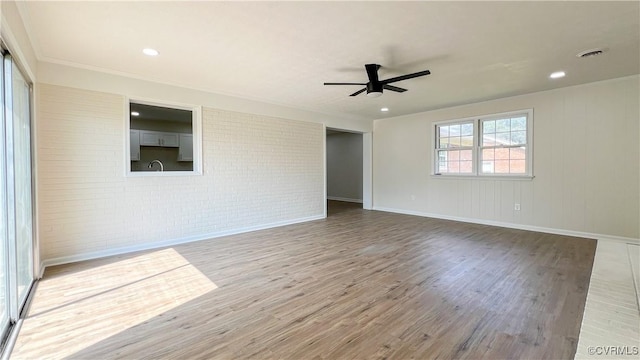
[{"xmin": 577, "ymin": 48, "xmax": 606, "ymax": 58}]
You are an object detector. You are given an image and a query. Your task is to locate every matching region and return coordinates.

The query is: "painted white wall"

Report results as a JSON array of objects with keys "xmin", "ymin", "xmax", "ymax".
[
  {"xmin": 0, "ymin": 1, "xmax": 37, "ymax": 81},
  {"xmin": 373, "ymin": 75, "xmax": 640, "ymax": 240},
  {"xmin": 37, "ymin": 84, "xmax": 325, "ymax": 264},
  {"xmin": 326, "ymin": 132, "xmax": 363, "ymax": 202}
]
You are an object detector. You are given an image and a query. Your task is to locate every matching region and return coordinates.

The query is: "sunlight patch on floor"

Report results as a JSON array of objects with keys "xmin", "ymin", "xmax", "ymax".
[{"xmin": 12, "ymin": 248, "xmax": 217, "ymax": 359}]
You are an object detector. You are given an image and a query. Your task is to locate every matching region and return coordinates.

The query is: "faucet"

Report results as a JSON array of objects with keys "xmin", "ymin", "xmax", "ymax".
[{"xmin": 148, "ymin": 160, "xmax": 164, "ymax": 172}]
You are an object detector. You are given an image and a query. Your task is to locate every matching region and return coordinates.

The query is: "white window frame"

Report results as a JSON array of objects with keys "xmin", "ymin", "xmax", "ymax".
[
  {"xmin": 433, "ymin": 118, "xmax": 477, "ymax": 176},
  {"xmin": 432, "ymin": 109, "xmax": 533, "ymax": 179},
  {"xmin": 124, "ymin": 97, "xmax": 203, "ymax": 177}
]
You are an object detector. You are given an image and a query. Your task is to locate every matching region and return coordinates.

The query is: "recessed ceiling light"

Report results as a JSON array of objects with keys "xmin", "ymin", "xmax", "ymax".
[
  {"xmin": 131, "ymin": 111, "xmax": 140, "ymax": 116},
  {"xmin": 142, "ymin": 48, "xmax": 159, "ymax": 56},
  {"xmin": 380, "ymin": 107, "xmax": 389, "ymax": 112},
  {"xmin": 549, "ymin": 71, "xmax": 565, "ymax": 79}
]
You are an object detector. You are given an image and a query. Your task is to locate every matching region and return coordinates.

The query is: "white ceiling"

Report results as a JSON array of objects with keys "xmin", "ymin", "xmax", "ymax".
[{"xmin": 18, "ymin": 1, "xmax": 640, "ymax": 122}]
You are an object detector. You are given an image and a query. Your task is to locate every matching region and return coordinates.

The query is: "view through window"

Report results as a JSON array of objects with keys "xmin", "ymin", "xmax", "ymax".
[{"xmin": 129, "ymin": 102, "xmax": 194, "ymax": 172}]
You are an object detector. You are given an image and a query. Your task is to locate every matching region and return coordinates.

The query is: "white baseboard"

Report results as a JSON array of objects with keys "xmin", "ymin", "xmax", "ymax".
[
  {"xmin": 373, "ymin": 206, "xmax": 640, "ymax": 245},
  {"xmin": 38, "ymin": 208, "xmax": 640, "ymax": 272},
  {"xmin": 327, "ymin": 196, "xmax": 363, "ymax": 204},
  {"xmin": 41, "ymin": 214, "xmax": 325, "ymax": 269}
]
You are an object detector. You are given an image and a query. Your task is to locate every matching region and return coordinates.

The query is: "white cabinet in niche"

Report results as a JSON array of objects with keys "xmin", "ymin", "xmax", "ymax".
[
  {"xmin": 139, "ymin": 130, "xmax": 179, "ymax": 147},
  {"xmin": 140, "ymin": 131, "xmax": 160, "ymax": 146},
  {"xmin": 178, "ymin": 134, "xmax": 193, "ymax": 161},
  {"xmin": 130, "ymin": 130, "xmax": 140, "ymax": 161},
  {"xmin": 161, "ymin": 133, "xmax": 179, "ymax": 147}
]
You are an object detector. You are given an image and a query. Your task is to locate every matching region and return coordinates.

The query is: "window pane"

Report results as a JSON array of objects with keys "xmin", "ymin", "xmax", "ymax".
[
  {"xmin": 482, "ymin": 148, "xmax": 495, "ymax": 162},
  {"xmin": 482, "ymin": 134, "xmax": 497, "ymax": 147},
  {"xmin": 461, "ymin": 123, "xmax": 473, "ymax": 136},
  {"xmin": 461, "ymin": 136, "xmax": 473, "ymax": 146},
  {"xmin": 510, "ymin": 160, "xmax": 526, "ymax": 173},
  {"xmin": 495, "ymin": 160, "xmax": 510, "ymax": 173},
  {"xmin": 436, "ymin": 149, "xmax": 473, "ymax": 174},
  {"xmin": 439, "ymin": 125, "xmax": 449, "ymax": 138},
  {"xmin": 496, "ymin": 119, "xmax": 510, "ymax": 132},
  {"xmin": 448, "ymin": 137, "xmax": 461, "ymax": 147},
  {"xmin": 437, "ymin": 150, "xmax": 448, "ymax": 172},
  {"xmin": 482, "ymin": 161, "xmax": 495, "ymax": 173},
  {"xmin": 483, "ymin": 120, "xmax": 495, "ymax": 133},
  {"xmin": 449, "ymin": 124, "xmax": 461, "ymax": 136},
  {"xmin": 439, "ymin": 137, "xmax": 450, "ymax": 149},
  {"xmin": 447, "ymin": 161, "xmax": 460, "ymax": 172},
  {"xmin": 460, "ymin": 161, "xmax": 473, "ymax": 173},
  {"xmin": 510, "ymin": 147, "xmax": 526, "ymax": 160},
  {"xmin": 511, "ymin": 117, "xmax": 526, "ymax": 131},
  {"xmin": 510, "ymin": 131, "xmax": 526, "ymax": 145},
  {"xmin": 496, "ymin": 132, "xmax": 510, "ymax": 145},
  {"xmin": 495, "ymin": 148, "xmax": 510, "ymax": 160}
]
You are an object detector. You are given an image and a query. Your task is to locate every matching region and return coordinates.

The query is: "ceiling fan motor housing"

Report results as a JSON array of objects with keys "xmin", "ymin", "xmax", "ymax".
[{"xmin": 366, "ymin": 82, "xmax": 383, "ymax": 96}]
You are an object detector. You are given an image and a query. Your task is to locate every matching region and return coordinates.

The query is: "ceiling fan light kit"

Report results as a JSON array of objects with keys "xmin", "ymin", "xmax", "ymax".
[{"xmin": 324, "ymin": 63, "xmax": 431, "ymax": 97}]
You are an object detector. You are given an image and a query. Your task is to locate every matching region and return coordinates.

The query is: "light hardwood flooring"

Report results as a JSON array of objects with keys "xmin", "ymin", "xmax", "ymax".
[
  {"xmin": 574, "ymin": 241, "xmax": 640, "ymax": 359},
  {"xmin": 13, "ymin": 201, "xmax": 597, "ymax": 359}
]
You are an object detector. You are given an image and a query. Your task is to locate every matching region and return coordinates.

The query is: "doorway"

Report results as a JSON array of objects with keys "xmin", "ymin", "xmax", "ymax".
[{"xmin": 325, "ymin": 128, "xmax": 366, "ymax": 215}]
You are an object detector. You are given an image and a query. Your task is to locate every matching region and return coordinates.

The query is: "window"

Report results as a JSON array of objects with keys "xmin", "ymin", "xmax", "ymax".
[
  {"xmin": 480, "ymin": 115, "xmax": 527, "ymax": 174},
  {"xmin": 126, "ymin": 100, "xmax": 202, "ymax": 175},
  {"xmin": 433, "ymin": 109, "xmax": 532, "ymax": 177},
  {"xmin": 435, "ymin": 121, "xmax": 474, "ymax": 174}
]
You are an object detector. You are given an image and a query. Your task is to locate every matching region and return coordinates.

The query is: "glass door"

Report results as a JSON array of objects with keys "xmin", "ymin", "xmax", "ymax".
[
  {"xmin": 7, "ymin": 56, "xmax": 33, "ymax": 307},
  {"xmin": 0, "ymin": 49, "xmax": 35, "ymax": 347}
]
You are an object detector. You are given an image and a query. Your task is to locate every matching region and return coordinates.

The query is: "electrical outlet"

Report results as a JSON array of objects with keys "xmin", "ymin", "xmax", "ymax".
[{"xmin": 514, "ymin": 203, "xmax": 521, "ymax": 211}]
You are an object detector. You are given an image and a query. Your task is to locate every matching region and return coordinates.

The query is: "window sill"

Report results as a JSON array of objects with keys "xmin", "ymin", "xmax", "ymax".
[
  {"xmin": 430, "ymin": 174, "xmax": 534, "ymax": 181},
  {"xmin": 126, "ymin": 170, "xmax": 203, "ymax": 177}
]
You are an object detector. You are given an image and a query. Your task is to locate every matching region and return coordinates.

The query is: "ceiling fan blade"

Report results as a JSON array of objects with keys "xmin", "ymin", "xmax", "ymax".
[
  {"xmin": 381, "ymin": 70, "xmax": 431, "ymax": 84},
  {"xmin": 324, "ymin": 82, "xmax": 367, "ymax": 86},
  {"xmin": 349, "ymin": 88, "xmax": 367, "ymax": 97},
  {"xmin": 365, "ymin": 64, "xmax": 381, "ymax": 83},
  {"xmin": 383, "ymin": 84, "xmax": 407, "ymax": 93}
]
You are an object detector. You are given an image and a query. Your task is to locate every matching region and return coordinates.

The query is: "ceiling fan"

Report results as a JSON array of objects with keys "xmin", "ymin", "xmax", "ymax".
[{"xmin": 324, "ymin": 64, "xmax": 431, "ymax": 97}]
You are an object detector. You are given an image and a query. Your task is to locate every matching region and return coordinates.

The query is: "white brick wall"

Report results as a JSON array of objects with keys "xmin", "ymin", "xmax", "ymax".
[{"xmin": 36, "ymin": 84, "xmax": 324, "ymax": 262}]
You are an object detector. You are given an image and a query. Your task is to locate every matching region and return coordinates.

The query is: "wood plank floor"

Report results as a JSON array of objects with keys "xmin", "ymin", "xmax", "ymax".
[{"xmin": 13, "ymin": 201, "xmax": 596, "ymax": 359}]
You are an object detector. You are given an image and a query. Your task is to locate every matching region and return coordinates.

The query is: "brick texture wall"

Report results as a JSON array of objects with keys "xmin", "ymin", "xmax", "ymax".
[{"xmin": 36, "ymin": 84, "xmax": 324, "ymax": 262}]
